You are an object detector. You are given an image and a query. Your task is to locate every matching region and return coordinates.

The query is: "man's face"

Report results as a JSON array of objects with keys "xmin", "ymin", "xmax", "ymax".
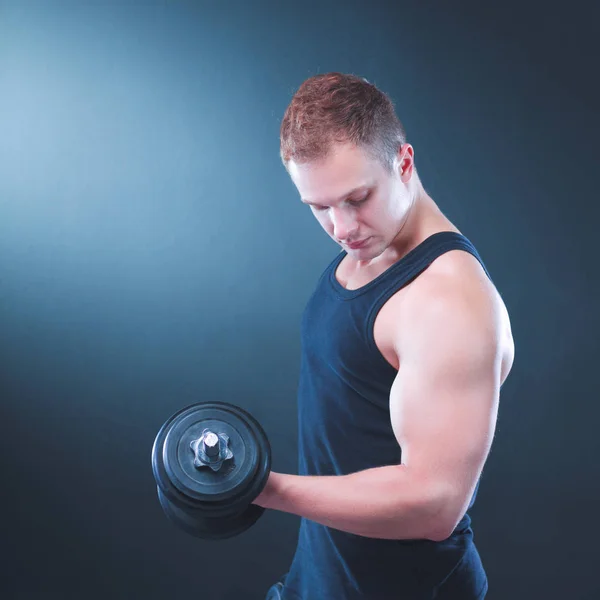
[{"xmin": 288, "ymin": 142, "xmax": 413, "ymax": 261}]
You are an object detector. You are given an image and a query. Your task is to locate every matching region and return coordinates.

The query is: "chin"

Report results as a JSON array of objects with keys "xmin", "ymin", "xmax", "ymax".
[
  {"xmin": 349, "ymin": 246, "xmax": 375, "ymax": 260},
  {"xmin": 359, "ymin": 242, "xmax": 386, "ymax": 261}
]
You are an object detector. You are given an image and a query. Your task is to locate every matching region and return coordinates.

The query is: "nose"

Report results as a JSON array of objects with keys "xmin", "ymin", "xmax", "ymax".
[{"xmin": 330, "ymin": 208, "xmax": 359, "ymax": 242}]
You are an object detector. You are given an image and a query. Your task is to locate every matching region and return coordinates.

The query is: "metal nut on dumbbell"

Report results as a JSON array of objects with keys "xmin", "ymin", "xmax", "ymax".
[{"xmin": 190, "ymin": 429, "xmax": 234, "ymax": 471}]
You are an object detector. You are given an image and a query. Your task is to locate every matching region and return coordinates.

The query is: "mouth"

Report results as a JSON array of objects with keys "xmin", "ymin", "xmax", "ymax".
[{"xmin": 346, "ymin": 238, "xmax": 370, "ymax": 250}]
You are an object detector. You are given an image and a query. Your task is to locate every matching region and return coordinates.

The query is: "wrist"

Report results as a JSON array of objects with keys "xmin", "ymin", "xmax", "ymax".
[{"xmin": 264, "ymin": 471, "xmax": 286, "ymax": 510}]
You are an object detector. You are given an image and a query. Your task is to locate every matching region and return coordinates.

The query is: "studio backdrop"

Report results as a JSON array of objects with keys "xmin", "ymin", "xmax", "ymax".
[{"xmin": 1, "ymin": 1, "xmax": 598, "ymax": 599}]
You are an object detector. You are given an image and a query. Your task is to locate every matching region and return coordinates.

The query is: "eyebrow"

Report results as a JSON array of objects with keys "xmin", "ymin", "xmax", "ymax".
[{"xmin": 301, "ymin": 185, "xmax": 370, "ymax": 206}]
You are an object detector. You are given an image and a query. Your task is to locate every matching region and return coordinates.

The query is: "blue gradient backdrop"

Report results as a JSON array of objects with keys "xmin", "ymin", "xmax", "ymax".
[{"xmin": 1, "ymin": 1, "xmax": 598, "ymax": 598}]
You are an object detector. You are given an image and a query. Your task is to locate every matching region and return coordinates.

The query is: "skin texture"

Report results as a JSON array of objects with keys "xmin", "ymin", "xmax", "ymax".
[{"xmin": 253, "ymin": 142, "xmax": 515, "ymax": 541}]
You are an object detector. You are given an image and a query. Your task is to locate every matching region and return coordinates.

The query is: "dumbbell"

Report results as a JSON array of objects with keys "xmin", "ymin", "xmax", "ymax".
[{"xmin": 151, "ymin": 401, "xmax": 271, "ymax": 540}]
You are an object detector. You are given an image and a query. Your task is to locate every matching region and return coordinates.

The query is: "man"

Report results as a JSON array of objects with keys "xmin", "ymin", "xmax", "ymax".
[{"xmin": 254, "ymin": 73, "xmax": 514, "ymax": 599}]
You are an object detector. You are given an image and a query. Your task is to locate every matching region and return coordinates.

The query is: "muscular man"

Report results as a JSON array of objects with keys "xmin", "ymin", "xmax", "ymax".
[{"xmin": 255, "ymin": 73, "xmax": 514, "ymax": 599}]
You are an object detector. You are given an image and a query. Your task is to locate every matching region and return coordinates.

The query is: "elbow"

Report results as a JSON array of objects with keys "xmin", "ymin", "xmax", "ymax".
[
  {"xmin": 421, "ymin": 493, "xmax": 465, "ymax": 542},
  {"xmin": 407, "ymin": 471, "xmax": 467, "ymax": 542},
  {"xmin": 426, "ymin": 521, "xmax": 456, "ymax": 542},
  {"xmin": 424, "ymin": 510, "xmax": 461, "ymax": 541}
]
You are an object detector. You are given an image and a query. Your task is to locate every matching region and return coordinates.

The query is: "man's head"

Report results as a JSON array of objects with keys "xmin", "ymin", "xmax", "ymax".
[{"xmin": 280, "ymin": 73, "xmax": 420, "ymax": 260}]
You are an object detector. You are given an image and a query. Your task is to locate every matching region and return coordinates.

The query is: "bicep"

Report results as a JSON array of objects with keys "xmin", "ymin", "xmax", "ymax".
[{"xmin": 389, "ymin": 291, "xmax": 503, "ymax": 521}]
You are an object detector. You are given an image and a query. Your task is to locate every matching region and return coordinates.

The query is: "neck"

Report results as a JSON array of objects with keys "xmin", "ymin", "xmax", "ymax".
[{"xmin": 387, "ymin": 184, "xmax": 434, "ymax": 258}]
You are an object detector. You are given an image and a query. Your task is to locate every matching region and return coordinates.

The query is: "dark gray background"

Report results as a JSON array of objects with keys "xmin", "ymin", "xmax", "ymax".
[{"xmin": 1, "ymin": 1, "xmax": 598, "ymax": 598}]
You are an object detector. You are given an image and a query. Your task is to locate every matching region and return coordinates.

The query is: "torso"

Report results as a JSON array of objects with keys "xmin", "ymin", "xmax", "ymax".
[{"xmin": 334, "ymin": 229, "xmax": 514, "ymax": 384}]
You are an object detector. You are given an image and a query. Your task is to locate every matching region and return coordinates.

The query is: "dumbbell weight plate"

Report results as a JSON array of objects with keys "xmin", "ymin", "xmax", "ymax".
[
  {"xmin": 151, "ymin": 401, "xmax": 271, "ymax": 537},
  {"xmin": 153, "ymin": 402, "xmax": 271, "ymax": 512},
  {"xmin": 156, "ymin": 486, "xmax": 266, "ymax": 540}
]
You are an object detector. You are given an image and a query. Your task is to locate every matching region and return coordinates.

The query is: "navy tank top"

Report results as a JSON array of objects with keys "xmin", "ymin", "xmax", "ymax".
[{"xmin": 282, "ymin": 232, "xmax": 492, "ymax": 600}]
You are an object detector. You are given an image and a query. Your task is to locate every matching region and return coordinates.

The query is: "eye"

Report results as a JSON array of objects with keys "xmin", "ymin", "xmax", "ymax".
[{"xmin": 349, "ymin": 193, "xmax": 370, "ymax": 207}]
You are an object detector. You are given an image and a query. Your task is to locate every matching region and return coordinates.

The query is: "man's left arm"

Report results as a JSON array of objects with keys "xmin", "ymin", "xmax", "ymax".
[{"xmin": 254, "ymin": 280, "xmax": 508, "ymax": 542}]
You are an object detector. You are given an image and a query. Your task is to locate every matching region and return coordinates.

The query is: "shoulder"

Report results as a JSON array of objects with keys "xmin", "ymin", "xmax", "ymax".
[
  {"xmin": 408, "ymin": 248, "xmax": 499, "ymax": 314},
  {"xmin": 394, "ymin": 248, "xmax": 511, "ymax": 359}
]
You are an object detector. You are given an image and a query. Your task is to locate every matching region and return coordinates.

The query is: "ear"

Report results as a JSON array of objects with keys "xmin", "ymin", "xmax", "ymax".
[{"xmin": 396, "ymin": 144, "xmax": 414, "ymax": 180}]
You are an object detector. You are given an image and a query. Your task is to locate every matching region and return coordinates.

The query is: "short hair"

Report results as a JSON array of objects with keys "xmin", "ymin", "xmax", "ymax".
[{"xmin": 280, "ymin": 72, "xmax": 407, "ymax": 172}]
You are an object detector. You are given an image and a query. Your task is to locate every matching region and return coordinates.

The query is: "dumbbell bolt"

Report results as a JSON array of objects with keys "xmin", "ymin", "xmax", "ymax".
[
  {"xmin": 190, "ymin": 429, "xmax": 234, "ymax": 472},
  {"xmin": 202, "ymin": 431, "xmax": 221, "ymax": 458}
]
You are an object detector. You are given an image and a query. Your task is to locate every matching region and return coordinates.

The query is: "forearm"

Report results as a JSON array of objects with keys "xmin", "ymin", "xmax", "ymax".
[{"xmin": 264, "ymin": 465, "xmax": 449, "ymax": 541}]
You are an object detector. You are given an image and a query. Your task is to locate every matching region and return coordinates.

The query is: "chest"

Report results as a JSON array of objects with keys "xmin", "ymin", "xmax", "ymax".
[{"xmin": 334, "ymin": 258, "xmax": 407, "ymax": 371}]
